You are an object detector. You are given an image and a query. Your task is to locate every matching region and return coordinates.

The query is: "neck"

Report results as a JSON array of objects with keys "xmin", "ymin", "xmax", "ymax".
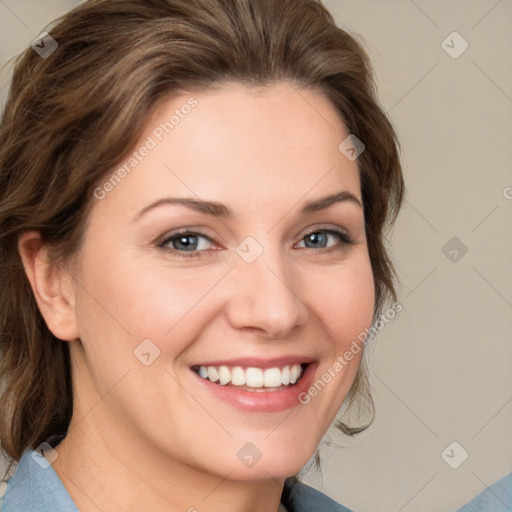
[{"xmin": 52, "ymin": 411, "xmax": 286, "ymax": 512}]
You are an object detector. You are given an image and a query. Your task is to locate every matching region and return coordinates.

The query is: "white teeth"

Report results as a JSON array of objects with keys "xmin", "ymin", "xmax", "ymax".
[
  {"xmin": 195, "ymin": 363, "xmax": 305, "ymax": 388},
  {"xmin": 231, "ymin": 366, "xmax": 246, "ymax": 385},
  {"xmin": 245, "ymin": 367, "xmax": 264, "ymax": 387},
  {"xmin": 207, "ymin": 366, "xmax": 219, "ymax": 383},
  {"xmin": 290, "ymin": 365, "xmax": 300, "ymax": 384},
  {"xmin": 263, "ymin": 367, "xmax": 282, "ymax": 387},
  {"xmin": 281, "ymin": 365, "xmax": 290, "ymax": 385},
  {"xmin": 218, "ymin": 366, "xmax": 231, "ymax": 385}
]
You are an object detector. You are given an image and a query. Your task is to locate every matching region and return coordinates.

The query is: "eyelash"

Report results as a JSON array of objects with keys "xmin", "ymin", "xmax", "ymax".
[{"xmin": 156, "ymin": 227, "xmax": 354, "ymax": 259}]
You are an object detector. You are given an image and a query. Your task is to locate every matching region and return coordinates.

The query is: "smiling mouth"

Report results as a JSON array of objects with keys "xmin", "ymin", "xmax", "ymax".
[{"xmin": 191, "ymin": 363, "xmax": 309, "ymax": 392}]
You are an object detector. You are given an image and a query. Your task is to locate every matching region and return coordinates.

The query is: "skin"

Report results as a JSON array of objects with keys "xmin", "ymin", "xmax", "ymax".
[{"xmin": 18, "ymin": 82, "xmax": 375, "ymax": 512}]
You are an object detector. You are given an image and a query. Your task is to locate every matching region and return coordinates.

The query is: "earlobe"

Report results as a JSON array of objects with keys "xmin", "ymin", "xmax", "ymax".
[{"xmin": 17, "ymin": 231, "xmax": 80, "ymax": 342}]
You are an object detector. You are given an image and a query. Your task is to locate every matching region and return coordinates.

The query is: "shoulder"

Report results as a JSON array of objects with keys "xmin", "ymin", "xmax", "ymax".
[
  {"xmin": 1, "ymin": 449, "xmax": 79, "ymax": 512},
  {"xmin": 282, "ymin": 477, "xmax": 354, "ymax": 512},
  {"xmin": 456, "ymin": 472, "xmax": 512, "ymax": 512},
  {"xmin": 3, "ymin": 452, "xmax": 355, "ymax": 512}
]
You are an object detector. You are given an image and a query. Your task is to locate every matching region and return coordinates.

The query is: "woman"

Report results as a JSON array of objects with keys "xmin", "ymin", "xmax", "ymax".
[{"xmin": 0, "ymin": 0, "xmax": 403, "ymax": 510}]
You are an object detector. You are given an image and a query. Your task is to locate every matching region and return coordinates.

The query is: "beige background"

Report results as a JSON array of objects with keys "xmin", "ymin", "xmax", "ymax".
[{"xmin": 1, "ymin": 1, "xmax": 511, "ymax": 511}]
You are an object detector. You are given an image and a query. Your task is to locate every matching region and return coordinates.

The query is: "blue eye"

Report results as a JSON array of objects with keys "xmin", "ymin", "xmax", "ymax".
[
  {"xmin": 297, "ymin": 229, "xmax": 353, "ymax": 250},
  {"xmin": 157, "ymin": 228, "xmax": 353, "ymax": 259},
  {"xmin": 158, "ymin": 231, "xmax": 214, "ymax": 257}
]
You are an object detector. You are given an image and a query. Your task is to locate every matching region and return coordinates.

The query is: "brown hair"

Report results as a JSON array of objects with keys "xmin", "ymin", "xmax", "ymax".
[{"xmin": 0, "ymin": 0, "xmax": 403, "ymax": 477}]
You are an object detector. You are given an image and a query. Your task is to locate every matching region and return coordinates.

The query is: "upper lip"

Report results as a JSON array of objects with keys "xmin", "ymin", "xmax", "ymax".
[{"xmin": 190, "ymin": 355, "xmax": 316, "ymax": 369}]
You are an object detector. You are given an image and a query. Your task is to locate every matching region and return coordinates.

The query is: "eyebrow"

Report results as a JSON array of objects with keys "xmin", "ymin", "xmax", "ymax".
[{"xmin": 132, "ymin": 190, "xmax": 362, "ymax": 223}]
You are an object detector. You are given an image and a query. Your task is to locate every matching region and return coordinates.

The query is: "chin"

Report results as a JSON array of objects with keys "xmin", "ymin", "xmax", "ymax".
[{"xmin": 209, "ymin": 437, "xmax": 319, "ymax": 482}]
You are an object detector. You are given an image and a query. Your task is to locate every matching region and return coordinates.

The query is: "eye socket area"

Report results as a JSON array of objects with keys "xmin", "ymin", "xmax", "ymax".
[
  {"xmin": 160, "ymin": 231, "xmax": 214, "ymax": 252},
  {"xmin": 295, "ymin": 228, "xmax": 353, "ymax": 250},
  {"xmin": 156, "ymin": 224, "xmax": 355, "ymax": 259}
]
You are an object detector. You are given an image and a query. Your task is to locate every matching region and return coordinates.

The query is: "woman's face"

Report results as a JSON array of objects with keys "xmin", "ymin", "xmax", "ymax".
[{"xmin": 67, "ymin": 82, "xmax": 375, "ymax": 479}]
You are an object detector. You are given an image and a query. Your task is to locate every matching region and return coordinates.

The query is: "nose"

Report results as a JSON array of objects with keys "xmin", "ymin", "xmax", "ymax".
[{"xmin": 224, "ymin": 248, "xmax": 309, "ymax": 339}]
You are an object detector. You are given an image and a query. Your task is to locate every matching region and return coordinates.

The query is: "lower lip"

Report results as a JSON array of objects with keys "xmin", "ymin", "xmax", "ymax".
[{"xmin": 192, "ymin": 363, "xmax": 317, "ymax": 413}]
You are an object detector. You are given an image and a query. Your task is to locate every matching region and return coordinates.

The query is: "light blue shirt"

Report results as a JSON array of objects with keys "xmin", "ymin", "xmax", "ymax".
[
  {"xmin": 1, "ymin": 449, "xmax": 353, "ymax": 511},
  {"xmin": 456, "ymin": 472, "xmax": 512, "ymax": 512}
]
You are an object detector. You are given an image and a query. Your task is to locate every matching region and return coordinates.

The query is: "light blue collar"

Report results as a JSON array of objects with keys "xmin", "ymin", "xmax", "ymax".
[
  {"xmin": 2, "ymin": 450, "xmax": 79, "ymax": 511},
  {"xmin": 2, "ymin": 450, "xmax": 353, "ymax": 512}
]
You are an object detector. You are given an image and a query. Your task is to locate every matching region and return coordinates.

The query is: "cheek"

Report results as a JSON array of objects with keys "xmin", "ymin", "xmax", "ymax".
[
  {"xmin": 311, "ymin": 257, "xmax": 375, "ymax": 349},
  {"xmin": 117, "ymin": 264, "xmax": 231, "ymax": 339},
  {"xmin": 292, "ymin": 256, "xmax": 374, "ymax": 428},
  {"xmin": 75, "ymin": 246, "xmax": 229, "ymax": 357}
]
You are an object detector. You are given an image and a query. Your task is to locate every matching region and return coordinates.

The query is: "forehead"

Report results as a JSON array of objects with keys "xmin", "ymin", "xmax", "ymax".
[{"xmin": 95, "ymin": 81, "xmax": 361, "ymax": 220}]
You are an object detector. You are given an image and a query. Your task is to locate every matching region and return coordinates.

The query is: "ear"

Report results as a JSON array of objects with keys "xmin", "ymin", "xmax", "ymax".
[{"xmin": 17, "ymin": 231, "xmax": 80, "ymax": 342}]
